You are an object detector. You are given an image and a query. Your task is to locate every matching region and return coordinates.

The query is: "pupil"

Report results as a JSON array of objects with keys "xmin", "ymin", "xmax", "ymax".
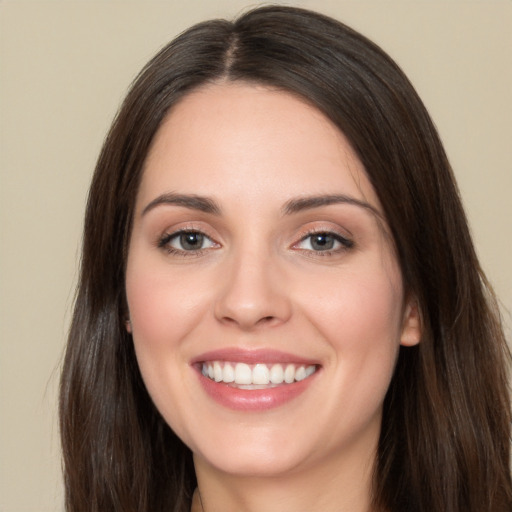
[
  {"xmin": 180, "ymin": 232, "xmax": 203, "ymax": 250},
  {"xmin": 312, "ymin": 234, "xmax": 334, "ymax": 250}
]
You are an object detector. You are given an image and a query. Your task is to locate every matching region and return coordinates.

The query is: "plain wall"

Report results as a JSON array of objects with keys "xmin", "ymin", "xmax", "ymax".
[{"xmin": 1, "ymin": 1, "xmax": 510, "ymax": 510}]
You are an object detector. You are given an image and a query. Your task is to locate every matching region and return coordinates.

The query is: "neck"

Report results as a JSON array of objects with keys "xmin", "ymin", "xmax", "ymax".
[{"xmin": 192, "ymin": 442, "xmax": 377, "ymax": 512}]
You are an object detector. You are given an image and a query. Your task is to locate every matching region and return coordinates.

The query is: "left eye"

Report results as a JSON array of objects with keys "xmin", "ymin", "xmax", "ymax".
[
  {"xmin": 161, "ymin": 231, "xmax": 216, "ymax": 252},
  {"xmin": 296, "ymin": 232, "xmax": 352, "ymax": 252}
]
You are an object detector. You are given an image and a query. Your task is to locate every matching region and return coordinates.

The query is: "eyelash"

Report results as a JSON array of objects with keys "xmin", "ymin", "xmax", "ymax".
[
  {"xmin": 294, "ymin": 229, "xmax": 354, "ymax": 256},
  {"xmin": 158, "ymin": 229, "xmax": 217, "ymax": 257},
  {"xmin": 157, "ymin": 228, "xmax": 354, "ymax": 257}
]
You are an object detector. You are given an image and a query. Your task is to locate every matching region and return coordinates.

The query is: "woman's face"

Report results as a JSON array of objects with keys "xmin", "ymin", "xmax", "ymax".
[{"xmin": 125, "ymin": 83, "xmax": 420, "ymax": 479}]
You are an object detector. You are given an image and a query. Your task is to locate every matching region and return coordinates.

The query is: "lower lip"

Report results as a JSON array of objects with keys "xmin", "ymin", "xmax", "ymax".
[{"xmin": 197, "ymin": 371, "xmax": 318, "ymax": 411}]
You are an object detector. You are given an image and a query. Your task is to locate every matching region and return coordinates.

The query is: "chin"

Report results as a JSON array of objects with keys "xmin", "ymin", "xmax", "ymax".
[{"xmin": 195, "ymin": 443, "xmax": 308, "ymax": 478}]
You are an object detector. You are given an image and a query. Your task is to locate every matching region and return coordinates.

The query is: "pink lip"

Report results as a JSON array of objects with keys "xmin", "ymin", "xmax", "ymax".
[
  {"xmin": 190, "ymin": 347, "xmax": 319, "ymax": 365},
  {"xmin": 191, "ymin": 348, "xmax": 320, "ymax": 411}
]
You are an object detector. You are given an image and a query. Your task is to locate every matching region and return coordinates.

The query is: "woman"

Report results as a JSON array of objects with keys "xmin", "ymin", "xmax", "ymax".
[{"xmin": 59, "ymin": 6, "xmax": 511, "ymax": 512}]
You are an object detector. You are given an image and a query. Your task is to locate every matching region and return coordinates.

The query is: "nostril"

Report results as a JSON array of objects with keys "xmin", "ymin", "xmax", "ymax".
[{"xmin": 258, "ymin": 316, "xmax": 276, "ymax": 324}]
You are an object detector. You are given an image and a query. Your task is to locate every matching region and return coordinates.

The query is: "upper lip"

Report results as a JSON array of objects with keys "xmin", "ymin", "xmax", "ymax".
[{"xmin": 190, "ymin": 348, "xmax": 321, "ymax": 366}]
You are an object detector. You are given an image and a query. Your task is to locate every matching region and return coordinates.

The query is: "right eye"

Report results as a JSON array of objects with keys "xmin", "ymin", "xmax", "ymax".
[{"xmin": 158, "ymin": 230, "xmax": 217, "ymax": 255}]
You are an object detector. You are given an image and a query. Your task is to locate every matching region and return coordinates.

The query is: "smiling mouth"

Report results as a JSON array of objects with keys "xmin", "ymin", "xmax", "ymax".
[{"xmin": 201, "ymin": 361, "xmax": 318, "ymax": 388}]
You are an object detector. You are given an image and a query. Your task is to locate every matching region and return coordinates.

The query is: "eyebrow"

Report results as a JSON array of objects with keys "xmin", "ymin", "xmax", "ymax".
[
  {"xmin": 142, "ymin": 193, "xmax": 221, "ymax": 216},
  {"xmin": 141, "ymin": 192, "xmax": 381, "ymax": 219},
  {"xmin": 282, "ymin": 194, "xmax": 382, "ymax": 218}
]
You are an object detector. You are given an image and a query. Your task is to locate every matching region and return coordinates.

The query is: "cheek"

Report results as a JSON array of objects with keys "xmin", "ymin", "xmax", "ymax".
[
  {"xmin": 126, "ymin": 275, "xmax": 176, "ymax": 352},
  {"xmin": 124, "ymin": 257, "xmax": 207, "ymax": 412},
  {"xmin": 124, "ymin": 259, "xmax": 213, "ymax": 431},
  {"xmin": 125, "ymin": 259, "xmax": 212, "ymax": 350},
  {"xmin": 301, "ymin": 266, "xmax": 403, "ymax": 346},
  {"xmin": 297, "ymin": 263, "xmax": 403, "ymax": 402}
]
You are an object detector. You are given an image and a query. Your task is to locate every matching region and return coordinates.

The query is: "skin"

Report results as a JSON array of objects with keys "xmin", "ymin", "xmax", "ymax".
[{"xmin": 125, "ymin": 83, "xmax": 421, "ymax": 512}]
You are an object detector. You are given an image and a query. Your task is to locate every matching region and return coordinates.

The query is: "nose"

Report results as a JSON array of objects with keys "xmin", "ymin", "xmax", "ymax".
[{"xmin": 213, "ymin": 248, "xmax": 292, "ymax": 330}]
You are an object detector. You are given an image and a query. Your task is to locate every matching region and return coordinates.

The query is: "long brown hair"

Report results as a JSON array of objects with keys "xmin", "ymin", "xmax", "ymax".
[{"xmin": 60, "ymin": 6, "xmax": 511, "ymax": 511}]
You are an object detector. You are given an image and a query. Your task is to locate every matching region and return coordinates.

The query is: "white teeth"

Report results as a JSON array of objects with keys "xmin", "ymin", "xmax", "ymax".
[
  {"xmin": 252, "ymin": 364, "xmax": 270, "ymax": 385},
  {"xmin": 223, "ymin": 363, "xmax": 235, "ymax": 383},
  {"xmin": 202, "ymin": 361, "xmax": 317, "ymax": 386},
  {"xmin": 284, "ymin": 364, "xmax": 295, "ymax": 383},
  {"xmin": 234, "ymin": 363, "xmax": 252, "ymax": 385},
  {"xmin": 269, "ymin": 364, "xmax": 284, "ymax": 384},
  {"xmin": 295, "ymin": 366, "xmax": 306, "ymax": 381},
  {"xmin": 213, "ymin": 361, "xmax": 223, "ymax": 382}
]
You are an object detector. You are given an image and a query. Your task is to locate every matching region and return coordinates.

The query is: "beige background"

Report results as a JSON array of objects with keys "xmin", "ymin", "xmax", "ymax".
[{"xmin": 1, "ymin": 1, "xmax": 510, "ymax": 510}]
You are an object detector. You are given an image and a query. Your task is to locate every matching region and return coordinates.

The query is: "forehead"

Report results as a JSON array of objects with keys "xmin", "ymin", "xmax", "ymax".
[{"xmin": 137, "ymin": 82, "xmax": 381, "ymax": 213}]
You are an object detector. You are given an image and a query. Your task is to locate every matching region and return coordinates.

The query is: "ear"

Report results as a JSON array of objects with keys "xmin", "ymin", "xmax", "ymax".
[
  {"xmin": 125, "ymin": 318, "xmax": 132, "ymax": 333},
  {"xmin": 400, "ymin": 297, "xmax": 421, "ymax": 346}
]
